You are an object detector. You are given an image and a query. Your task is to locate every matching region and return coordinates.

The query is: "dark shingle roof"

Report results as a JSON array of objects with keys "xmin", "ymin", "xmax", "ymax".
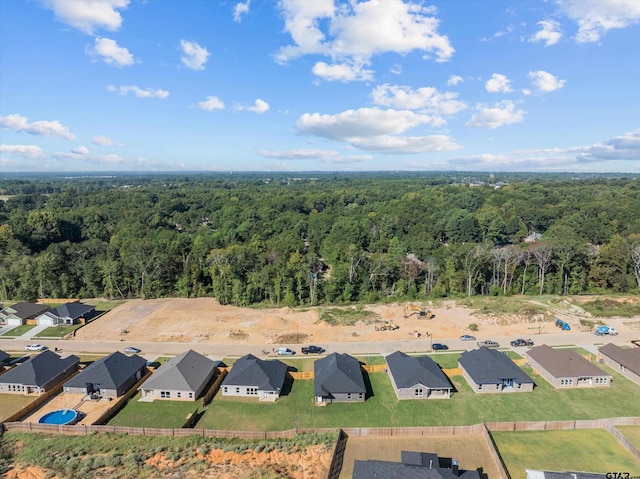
[
  {"xmin": 50, "ymin": 302, "xmax": 95, "ymax": 320},
  {"xmin": 526, "ymin": 469, "xmax": 606, "ymax": 479},
  {"xmin": 599, "ymin": 343, "xmax": 640, "ymax": 376},
  {"xmin": 314, "ymin": 352, "xmax": 366, "ymax": 397},
  {"xmin": 352, "ymin": 450, "xmax": 481, "ymax": 479},
  {"xmin": 141, "ymin": 350, "xmax": 215, "ymax": 391},
  {"xmin": 2, "ymin": 302, "xmax": 50, "ymax": 320},
  {"xmin": 222, "ymin": 354, "xmax": 287, "ymax": 392},
  {"xmin": 64, "ymin": 351, "xmax": 146, "ymax": 390},
  {"xmin": 527, "ymin": 345, "xmax": 610, "ymax": 379},
  {"xmin": 459, "ymin": 348, "xmax": 533, "ymax": 385},
  {"xmin": 0, "ymin": 350, "xmax": 9, "ymax": 364},
  {"xmin": 0, "ymin": 350, "xmax": 79, "ymax": 387},
  {"xmin": 386, "ymin": 351, "xmax": 451, "ymax": 390}
]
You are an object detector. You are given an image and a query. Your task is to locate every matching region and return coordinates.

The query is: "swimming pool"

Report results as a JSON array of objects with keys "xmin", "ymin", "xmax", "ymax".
[{"xmin": 38, "ymin": 409, "xmax": 79, "ymax": 425}]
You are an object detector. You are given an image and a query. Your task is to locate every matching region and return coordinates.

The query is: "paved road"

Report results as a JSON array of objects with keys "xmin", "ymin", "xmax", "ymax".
[{"xmin": 2, "ymin": 329, "xmax": 637, "ymax": 360}]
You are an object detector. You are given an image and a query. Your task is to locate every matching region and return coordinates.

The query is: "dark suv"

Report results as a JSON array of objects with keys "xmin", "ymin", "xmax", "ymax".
[
  {"xmin": 510, "ymin": 338, "xmax": 534, "ymax": 347},
  {"xmin": 301, "ymin": 345, "xmax": 325, "ymax": 354}
]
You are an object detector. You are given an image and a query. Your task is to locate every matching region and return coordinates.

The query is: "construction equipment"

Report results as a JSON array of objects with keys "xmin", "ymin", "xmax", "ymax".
[
  {"xmin": 375, "ymin": 321, "xmax": 399, "ymax": 331},
  {"xmin": 595, "ymin": 325, "xmax": 618, "ymax": 336},
  {"xmin": 404, "ymin": 304, "xmax": 435, "ymax": 319},
  {"xmin": 555, "ymin": 318, "xmax": 571, "ymax": 331}
]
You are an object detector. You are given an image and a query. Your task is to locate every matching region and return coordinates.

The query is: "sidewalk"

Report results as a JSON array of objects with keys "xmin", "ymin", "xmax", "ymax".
[{"xmin": 16, "ymin": 324, "xmax": 49, "ymax": 340}]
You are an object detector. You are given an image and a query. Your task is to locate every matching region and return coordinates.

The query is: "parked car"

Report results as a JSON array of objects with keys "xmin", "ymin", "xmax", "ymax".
[
  {"xmin": 25, "ymin": 344, "xmax": 47, "ymax": 351},
  {"xmin": 277, "ymin": 347, "xmax": 296, "ymax": 355},
  {"xmin": 460, "ymin": 334, "xmax": 476, "ymax": 341},
  {"xmin": 301, "ymin": 345, "xmax": 325, "ymax": 354},
  {"xmin": 432, "ymin": 343, "xmax": 449, "ymax": 351},
  {"xmin": 477, "ymin": 340, "xmax": 500, "ymax": 349},
  {"xmin": 510, "ymin": 338, "xmax": 534, "ymax": 347},
  {"xmin": 124, "ymin": 346, "xmax": 142, "ymax": 354}
]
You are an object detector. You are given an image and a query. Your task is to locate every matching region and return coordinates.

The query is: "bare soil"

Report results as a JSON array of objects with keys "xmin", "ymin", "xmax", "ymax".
[{"xmin": 75, "ymin": 297, "xmax": 573, "ymax": 345}]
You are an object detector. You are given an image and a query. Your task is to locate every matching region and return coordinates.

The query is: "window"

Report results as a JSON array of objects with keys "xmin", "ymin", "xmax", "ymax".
[
  {"xmin": 495, "ymin": 384, "xmax": 500, "ymax": 390},
  {"xmin": 176, "ymin": 392, "xmax": 181, "ymax": 398},
  {"xmin": 247, "ymin": 388, "xmax": 257, "ymax": 395},
  {"xmin": 223, "ymin": 386, "xmax": 228, "ymax": 393},
  {"xmin": 358, "ymin": 393, "xmax": 363, "ymax": 399},
  {"xmin": 160, "ymin": 391, "xmax": 171, "ymax": 398},
  {"xmin": 236, "ymin": 387, "xmax": 240, "ymax": 393},
  {"xmin": 347, "ymin": 393, "xmax": 352, "ymax": 399},
  {"xmin": 517, "ymin": 382, "xmax": 522, "ymax": 389},
  {"xmin": 414, "ymin": 388, "xmax": 424, "ymax": 397},
  {"xmin": 478, "ymin": 384, "xmax": 483, "ymax": 390},
  {"xmin": 189, "ymin": 392, "xmax": 193, "ymax": 398}
]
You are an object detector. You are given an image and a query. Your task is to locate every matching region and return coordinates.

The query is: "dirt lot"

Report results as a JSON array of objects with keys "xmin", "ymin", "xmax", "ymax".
[
  {"xmin": 75, "ymin": 297, "xmax": 570, "ymax": 345},
  {"xmin": 339, "ymin": 434, "xmax": 501, "ymax": 478}
]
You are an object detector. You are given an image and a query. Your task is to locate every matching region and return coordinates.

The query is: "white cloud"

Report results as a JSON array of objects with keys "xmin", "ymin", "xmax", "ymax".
[
  {"xmin": 0, "ymin": 113, "xmax": 76, "ymax": 140},
  {"xmin": 530, "ymin": 20, "xmax": 562, "ymax": 46},
  {"xmin": 275, "ymin": 0, "xmax": 454, "ymax": 81},
  {"xmin": 233, "ymin": 0, "xmax": 251, "ymax": 22},
  {"xmin": 528, "ymin": 70, "xmax": 566, "ymax": 92},
  {"xmin": 40, "ymin": 0, "xmax": 130, "ymax": 34},
  {"xmin": 371, "ymin": 84, "xmax": 467, "ymax": 118},
  {"xmin": 576, "ymin": 129, "xmax": 640, "ymax": 162},
  {"xmin": 72, "ymin": 145, "xmax": 90, "ymax": 155},
  {"xmin": 92, "ymin": 135, "xmax": 114, "ymax": 146},
  {"xmin": 246, "ymin": 99, "xmax": 270, "ymax": 114},
  {"xmin": 0, "ymin": 144, "xmax": 45, "ymax": 159},
  {"xmin": 466, "ymin": 100, "xmax": 525, "ymax": 129},
  {"xmin": 296, "ymin": 107, "xmax": 461, "ymax": 154},
  {"xmin": 87, "ymin": 37, "xmax": 134, "ymax": 66},
  {"xmin": 196, "ymin": 96, "xmax": 225, "ymax": 111},
  {"xmin": 107, "ymin": 85, "xmax": 169, "ymax": 98},
  {"xmin": 258, "ymin": 148, "xmax": 372, "ymax": 164},
  {"xmin": 556, "ymin": 0, "xmax": 640, "ymax": 43},
  {"xmin": 485, "ymin": 73, "xmax": 513, "ymax": 93},
  {"xmin": 312, "ymin": 62, "xmax": 374, "ymax": 82},
  {"xmin": 447, "ymin": 75, "xmax": 463, "ymax": 86},
  {"xmin": 180, "ymin": 40, "xmax": 210, "ymax": 70}
]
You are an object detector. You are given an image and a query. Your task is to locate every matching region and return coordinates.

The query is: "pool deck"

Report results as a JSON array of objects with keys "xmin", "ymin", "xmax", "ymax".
[{"xmin": 23, "ymin": 393, "xmax": 114, "ymax": 425}]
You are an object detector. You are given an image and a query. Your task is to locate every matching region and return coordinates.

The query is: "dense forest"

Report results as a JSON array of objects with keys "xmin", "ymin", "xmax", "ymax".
[{"xmin": 1, "ymin": 172, "xmax": 639, "ymax": 305}]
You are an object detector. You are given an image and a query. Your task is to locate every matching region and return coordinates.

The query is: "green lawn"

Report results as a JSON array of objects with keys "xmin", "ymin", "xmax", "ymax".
[
  {"xmin": 107, "ymin": 392, "xmax": 200, "ymax": 429},
  {"xmin": 34, "ymin": 324, "xmax": 83, "ymax": 338},
  {"xmin": 617, "ymin": 426, "xmax": 640, "ymax": 449},
  {"xmin": 0, "ymin": 325, "xmax": 36, "ymax": 337},
  {"xmin": 492, "ymin": 429, "xmax": 640, "ymax": 479},
  {"xmin": 0, "ymin": 394, "xmax": 37, "ymax": 422},
  {"xmin": 195, "ymin": 364, "xmax": 640, "ymax": 431}
]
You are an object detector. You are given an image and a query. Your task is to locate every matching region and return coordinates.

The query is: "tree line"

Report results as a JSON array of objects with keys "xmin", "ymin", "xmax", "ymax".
[{"xmin": 1, "ymin": 173, "xmax": 639, "ymax": 305}]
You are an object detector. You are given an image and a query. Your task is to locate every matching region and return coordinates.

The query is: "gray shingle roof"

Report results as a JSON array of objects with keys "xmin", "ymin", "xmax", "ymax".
[
  {"xmin": 459, "ymin": 348, "xmax": 533, "ymax": 385},
  {"xmin": 0, "ymin": 350, "xmax": 9, "ymax": 364},
  {"xmin": 353, "ymin": 450, "xmax": 481, "ymax": 479},
  {"xmin": 526, "ymin": 469, "xmax": 606, "ymax": 479},
  {"xmin": 2, "ymin": 302, "xmax": 50, "ymax": 320},
  {"xmin": 0, "ymin": 350, "xmax": 79, "ymax": 387},
  {"xmin": 50, "ymin": 302, "xmax": 95, "ymax": 320},
  {"xmin": 222, "ymin": 354, "xmax": 287, "ymax": 392},
  {"xmin": 527, "ymin": 345, "xmax": 610, "ymax": 378},
  {"xmin": 599, "ymin": 343, "xmax": 640, "ymax": 376},
  {"xmin": 140, "ymin": 350, "xmax": 215, "ymax": 392},
  {"xmin": 64, "ymin": 351, "xmax": 146, "ymax": 390},
  {"xmin": 314, "ymin": 352, "xmax": 366, "ymax": 397},
  {"xmin": 386, "ymin": 351, "xmax": 451, "ymax": 390}
]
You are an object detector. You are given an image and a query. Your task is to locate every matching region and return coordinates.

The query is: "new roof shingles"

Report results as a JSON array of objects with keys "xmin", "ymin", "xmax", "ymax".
[
  {"xmin": 527, "ymin": 345, "xmax": 609, "ymax": 378},
  {"xmin": 65, "ymin": 351, "xmax": 146, "ymax": 390},
  {"xmin": 599, "ymin": 343, "xmax": 640, "ymax": 376},
  {"xmin": 222, "ymin": 354, "xmax": 287, "ymax": 392},
  {"xmin": 140, "ymin": 349, "xmax": 215, "ymax": 391},
  {"xmin": 314, "ymin": 352, "xmax": 366, "ymax": 397},
  {"xmin": 459, "ymin": 348, "xmax": 533, "ymax": 385},
  {"xmin": 386, "ymin": 351, "xmax": 451, "ymax": 390},
  {"xmin": 0, "ymin": 350, "xmax": 79, "ymax": 387}
]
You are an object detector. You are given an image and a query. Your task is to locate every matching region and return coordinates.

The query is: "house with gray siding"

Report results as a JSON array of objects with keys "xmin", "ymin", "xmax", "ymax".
[
  {"xmin": 459, "ymin": 347, "xmax": 534, "ymax": 394},
  {"xmin": 0, "ymin": 302, "xmax": 50, "ymax": 326},
  {"xmin": 221, "ymin": 354, "xmax": 287, "ymax": 401},
  {"xmin": 64, "ymin": 351, "xmax": 147, "ymax": 398},
  {"xmin": 139, "ymin": 350, "xmax": 216, "ymax": 401},
  {"xmin": 599, "ymin": 343, "xmax": 640, "ymax": 386},
  {"xmin": 0, "ymin": 350, "xmax": 79, "ymax": 394},
  {"xmin": 36, "ymin": 302, "xmax": 96, "ymax": 326},
  {"xmin": 314, "ymin": 352, "xmax": 366, "ymax": 404},
  {"xmin": 386, "ymin": 351, "xmax": 452, "ymax": 400},
  {"xmin": 527, "ymin": 345, "xmax": 611, "ymax": 388}
]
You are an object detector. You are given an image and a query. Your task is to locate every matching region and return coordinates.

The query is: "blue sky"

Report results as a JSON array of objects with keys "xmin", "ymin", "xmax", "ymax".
[{"xmin": 0, "ymin": 0, "xmax": 639, "ymax": 173}]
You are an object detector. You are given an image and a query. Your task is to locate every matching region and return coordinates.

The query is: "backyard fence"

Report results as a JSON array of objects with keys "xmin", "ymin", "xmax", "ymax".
[
  {"xmin": 92, "ymin": 369, "xmax": 152, "ymax": 426},
  {"xmin": 326, "ymin": 429, "xmax": 349, "ymax": 479},
  {"xmin": 201, "ymin": 368, "xmax": 227, "ymax": 408}
]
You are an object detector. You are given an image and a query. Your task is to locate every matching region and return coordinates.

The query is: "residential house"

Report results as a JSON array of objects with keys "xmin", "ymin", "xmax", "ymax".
[
  {"xmin": 0, "ymin": 350, "xmax": 79, "ymax": 394},
  {"xmin": 36, "ymin": 302, "xmax": 96, "ymax": 326},
  {"xmin": 64, "ymin": 351, "xmax": 147, "ymax": 398},
  {"xmin": 527, "ymin": 345, "xmax": 611, "ymax": 388},
  {"xmin": 0, "ymin": 302, "xmax": 50, "ymax": 326},
  {"xmin": 599, "ymin": 343, "xmax": 640, "ymax": 386},
  {"xmin": 221, "ymin": 354, "xmax": 287, "ymax": 401},
  {"xmin": 314, "ymin": 352, "xmax": 366, "ymax": 404},
  {"xmin": 459, "ymin": 347, "xmax": 534, "ymax": 393},
  {"xmin": 139, "ymin": 349, "xmax": 216, "ymax": 401},
  {"xmin": 386, "ymin": 351, "xmax": 452, "ymax": 399},
  {"xmin": 353, "ymin": 450, "xmax": 481, "ymax": 479}
]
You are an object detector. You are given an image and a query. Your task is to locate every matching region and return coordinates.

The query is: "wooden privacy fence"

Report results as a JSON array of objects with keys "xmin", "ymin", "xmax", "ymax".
[
  {"xmin": 289, "ymin": 371, "xmax": 313, "ymax": 380},
  {"xmin": 92, "ymin": 370, "xmax": 152, "ymax": 426},
  {"xmin": 2, "ymin": 382, "xmax": 66, "ymax": 424},
  {"xmin": 201, "ymin": 368, "xmax": 227, "ymax": 407},
  {"xmin": 362, "ymin": 364, "xmax": 386, "ymax": 373}
]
